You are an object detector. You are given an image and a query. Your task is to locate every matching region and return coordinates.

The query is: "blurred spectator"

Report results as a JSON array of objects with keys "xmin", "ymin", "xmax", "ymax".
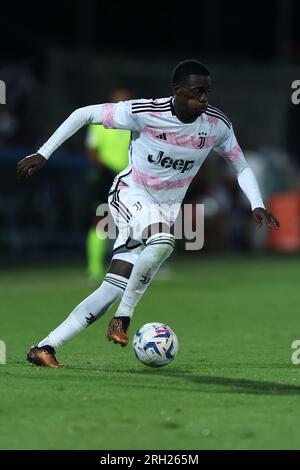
[
  {"xmin": 85, "ymin": 88, "xmax": 133, "ymax": 281},
  {"xmin": 0, "ymin": 64, "xmax": 40, "ymax": 146}
]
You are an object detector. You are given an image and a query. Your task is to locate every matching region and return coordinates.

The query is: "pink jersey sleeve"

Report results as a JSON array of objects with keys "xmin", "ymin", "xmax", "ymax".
[
  {"xmin": 101, "ymin": 100, "xmax": 145, "ymax": 132},
  {"xmin": 213, "ymin": 122, "xmax": 248, "ymax": 173}
]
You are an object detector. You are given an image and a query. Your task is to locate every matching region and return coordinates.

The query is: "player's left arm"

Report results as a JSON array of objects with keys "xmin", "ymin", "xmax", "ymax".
[{"xmin": 214, "ymin": 123, "xmax": 280, "ymax": 231}]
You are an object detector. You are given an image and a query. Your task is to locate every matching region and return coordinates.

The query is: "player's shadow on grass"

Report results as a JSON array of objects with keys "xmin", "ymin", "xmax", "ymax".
[
  {"xmin": 20, "ymin": 362, "xmax": 300, "ymax": 395},
  {"xmin": 69, "ymin": 364, "xmax": 300, "ymax": 396},
  {"xmin": 139, "ymin": 369, "xmax": 300, "ymax": 396}
]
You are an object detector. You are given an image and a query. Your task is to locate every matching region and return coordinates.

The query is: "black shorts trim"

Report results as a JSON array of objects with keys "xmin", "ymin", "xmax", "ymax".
[{"xmin": 108, "ymin": 169, "xmax": 132, "ymax": 197}]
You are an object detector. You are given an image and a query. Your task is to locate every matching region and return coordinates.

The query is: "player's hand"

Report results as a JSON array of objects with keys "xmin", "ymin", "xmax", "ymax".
[
  {"xmin": 252, "ymin": 207, "xmax": 280, "ymax": 231},
  {"xmin": 16, "ymin": 153, "xmax": 46, "ymax": 178}
]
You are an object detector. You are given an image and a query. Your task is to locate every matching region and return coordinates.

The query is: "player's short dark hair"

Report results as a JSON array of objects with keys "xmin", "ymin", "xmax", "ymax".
[{"xmin": 172, "ymin": 60, "xmax": 210, "ymax": 85}]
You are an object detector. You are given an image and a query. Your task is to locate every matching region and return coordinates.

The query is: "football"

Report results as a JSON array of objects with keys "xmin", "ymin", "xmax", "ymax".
[{"xmin": 132, "ymin": 322, "xmax": 179, "ymax": 367}]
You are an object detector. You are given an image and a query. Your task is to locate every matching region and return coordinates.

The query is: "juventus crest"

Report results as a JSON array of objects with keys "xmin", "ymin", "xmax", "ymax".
[{"xmin": 198, "ymin": 132, "xmax": 207, "ymax": 149}]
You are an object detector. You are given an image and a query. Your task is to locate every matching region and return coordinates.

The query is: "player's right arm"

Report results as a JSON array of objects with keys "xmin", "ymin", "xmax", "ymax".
[{"xmin": 17, "ymin": 101, "xmax": 143, "ymax": 178}]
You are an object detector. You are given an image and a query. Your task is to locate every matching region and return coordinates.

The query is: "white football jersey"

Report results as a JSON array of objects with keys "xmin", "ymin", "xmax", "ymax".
[{"xmin": 103, "ymin": 97, "xmax": 247, "ymax": 206}]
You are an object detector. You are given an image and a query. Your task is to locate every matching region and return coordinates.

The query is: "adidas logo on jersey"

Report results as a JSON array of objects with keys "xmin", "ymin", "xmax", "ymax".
[
  {"xmin": 156, "ymin": 133, "xmax": 167, "ymax": 140},
  {"xmin": 148, "ymin": 151, "xmax": 194, "ymax": 173}
]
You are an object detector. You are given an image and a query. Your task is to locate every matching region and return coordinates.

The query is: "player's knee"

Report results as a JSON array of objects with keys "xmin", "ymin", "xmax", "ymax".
[
  {"xmin": 107, "ymin": 258, "xmax": 134, "ymax": 279},
  {"xmin": 145, "ymin": 233, "xmax": 175, "ymax": 261},
  {"xmin": 141, "ymin": 222, "xmax": 171, "ymax": 240}
]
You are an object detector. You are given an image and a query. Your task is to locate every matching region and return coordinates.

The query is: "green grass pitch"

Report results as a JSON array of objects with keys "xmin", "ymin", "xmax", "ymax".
[{"xmin": 0, "ymin": 255, "xmax": 300, "ymax": 450}]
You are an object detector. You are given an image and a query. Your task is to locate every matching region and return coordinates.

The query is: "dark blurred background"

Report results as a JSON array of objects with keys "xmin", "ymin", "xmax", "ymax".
[{"xmin": 1, "ymin": 0, "xmax": 300, "ymax": 263}]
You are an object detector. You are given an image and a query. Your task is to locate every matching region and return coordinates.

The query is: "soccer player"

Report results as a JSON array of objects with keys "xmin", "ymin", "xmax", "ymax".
[{"xmin": 17, "ymin": 60, "xmax": 280, "ymax": 368}]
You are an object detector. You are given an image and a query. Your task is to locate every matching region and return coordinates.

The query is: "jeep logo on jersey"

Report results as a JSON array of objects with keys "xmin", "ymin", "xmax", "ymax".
[{"xmin": 147, "ymin": 151, "xmax": 194, "ymax": 173}]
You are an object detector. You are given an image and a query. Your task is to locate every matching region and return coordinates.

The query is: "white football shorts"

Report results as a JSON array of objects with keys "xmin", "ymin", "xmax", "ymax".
[{"xmin": 108, "ymin": 185, "xmax": 179, "ymax": 263}]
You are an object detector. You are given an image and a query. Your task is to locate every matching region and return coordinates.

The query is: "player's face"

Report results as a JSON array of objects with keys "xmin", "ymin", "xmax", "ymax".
[{"xmin": 174, "ymin": 75, "xmax": 211, "ymax": 120}]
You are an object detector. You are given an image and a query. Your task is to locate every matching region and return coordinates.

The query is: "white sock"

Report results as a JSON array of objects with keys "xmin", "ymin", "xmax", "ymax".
[
  {"xmin": 115, "ymin": 233, "xmax": 175, "ymax": 319},
  {"xmin": 38, "ymin": 274, "xmax": 127, "ymax": 350}
]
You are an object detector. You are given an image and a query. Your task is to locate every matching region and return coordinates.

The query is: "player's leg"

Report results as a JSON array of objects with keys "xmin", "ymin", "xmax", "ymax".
[
  {"xmin": 27, "ymin": 188, "xmax": 135, "ymax": 367},
  {"xmin": 107, "ymin": 222, "xmax": 175, "ymax": 346},
  {"xmin": 27, "ymin": 256, "xmax": 136, "ymax": 367}
]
